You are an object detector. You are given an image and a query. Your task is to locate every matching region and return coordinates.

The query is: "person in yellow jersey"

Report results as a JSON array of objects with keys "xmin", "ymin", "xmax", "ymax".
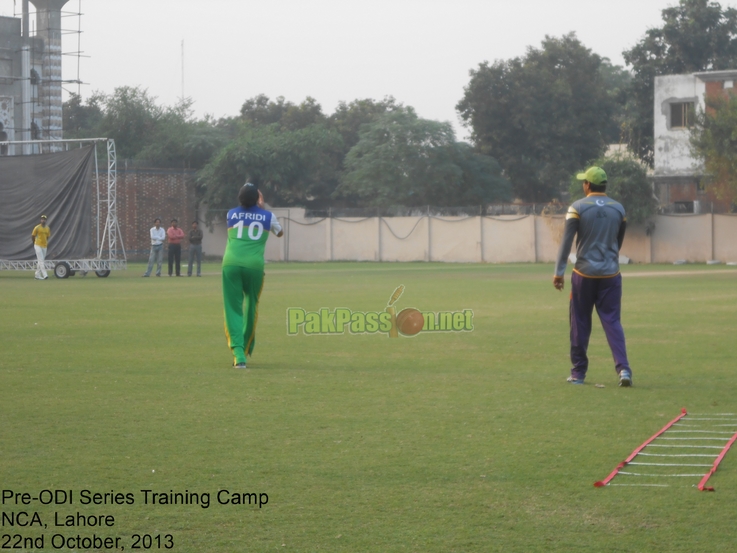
[{"xmin": 31, "ymin": 214, "xmax": 51, "ymax": 280}]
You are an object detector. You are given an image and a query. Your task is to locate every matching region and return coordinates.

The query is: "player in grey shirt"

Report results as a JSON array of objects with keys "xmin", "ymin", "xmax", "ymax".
[{"xmin": 553, "ymin": 167, "xmax": 632, "ymax": 387}]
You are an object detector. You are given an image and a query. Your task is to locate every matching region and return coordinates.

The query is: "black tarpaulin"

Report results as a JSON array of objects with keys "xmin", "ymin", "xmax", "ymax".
[{"xmin": 0, "ymin": 145, "xmax": 94, "ymax": 260}]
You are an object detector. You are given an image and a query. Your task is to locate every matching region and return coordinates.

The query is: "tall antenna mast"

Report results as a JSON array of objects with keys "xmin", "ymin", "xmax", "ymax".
[
  {"xmin": 76, "ymin": 0, "xmax": 81, "ymax": 96},
  {"xmin": 181, "ymin": 39, "xmax": 184, "ymax": 100}
]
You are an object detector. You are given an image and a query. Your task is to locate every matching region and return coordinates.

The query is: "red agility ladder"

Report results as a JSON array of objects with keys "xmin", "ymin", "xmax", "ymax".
[
  {"xmin": 595, "ymin": 409, "xmax": 737, "ymax": 491},
  {"xmin": 697, "ymin": 430, "xmax": 737, "ymax": 491},
  {"xmin": 595, "ymin": 408, "xmax": 688, "ymax": 487}
]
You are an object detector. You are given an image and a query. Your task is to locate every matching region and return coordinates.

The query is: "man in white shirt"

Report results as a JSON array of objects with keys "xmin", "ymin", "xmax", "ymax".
[{"xmin": 142, "ymin": 218, "xmax": 166, "ymax": 277}]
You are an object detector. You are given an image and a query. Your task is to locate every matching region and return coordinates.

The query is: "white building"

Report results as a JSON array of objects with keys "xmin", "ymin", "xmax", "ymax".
[{"xmin": 653, "ymin": 70, "xmax": 737, "ymax": 212}]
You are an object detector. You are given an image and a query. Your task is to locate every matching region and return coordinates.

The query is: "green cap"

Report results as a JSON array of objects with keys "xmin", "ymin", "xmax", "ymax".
[{"xmin": 576, "ymin": 166, "xmax": 607, "ymax": 185}]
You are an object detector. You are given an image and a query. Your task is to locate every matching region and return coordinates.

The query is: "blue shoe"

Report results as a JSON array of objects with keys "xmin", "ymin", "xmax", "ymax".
[
  {"xmin": 566, "ymin": 376, "xmax": 584, "ymax": 385},
  {"xmin": 618, "ymin": 369, "xmax": 632, "ymax": 387}
]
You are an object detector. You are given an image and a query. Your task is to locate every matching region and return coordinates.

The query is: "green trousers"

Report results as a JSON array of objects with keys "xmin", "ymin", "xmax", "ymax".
[{"xmin": 222, "ymin": 265, "xmax": 264, "ymax": 365}]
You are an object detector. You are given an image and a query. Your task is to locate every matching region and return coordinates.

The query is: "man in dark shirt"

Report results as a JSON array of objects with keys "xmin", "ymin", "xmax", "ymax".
[
  {"xmin": 553, "ymin": 166, "xmax": 632, "ymax": 387},
  {"xmin": 187, "ymin": 220, "xmax": 204, "ymax": 277}
]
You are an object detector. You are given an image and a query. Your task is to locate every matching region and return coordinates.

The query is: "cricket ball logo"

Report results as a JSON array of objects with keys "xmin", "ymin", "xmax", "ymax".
[
  {"xmin": 286, "ymin": 286, "xmax": 473, "ymax": 336},
  {"xmin": 385, "ymin": 285, "xmax": 424, "ymax": 338}
]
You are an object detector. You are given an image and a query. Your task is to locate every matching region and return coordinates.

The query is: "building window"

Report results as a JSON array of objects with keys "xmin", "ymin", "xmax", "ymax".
[{"xmin": 670, "ymin": 102, "xmax": 694, "ymax": 128}]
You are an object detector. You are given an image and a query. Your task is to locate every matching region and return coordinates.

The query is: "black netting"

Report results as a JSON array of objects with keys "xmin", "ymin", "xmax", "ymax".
[{"xmin": 0, "ymin": 146, "xmax": 94, "ymax": 260}]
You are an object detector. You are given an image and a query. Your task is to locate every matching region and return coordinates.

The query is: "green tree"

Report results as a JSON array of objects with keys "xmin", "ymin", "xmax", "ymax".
[
  {"xmin": 135, "ymin": 100, "xmax": 229, "ymax": 169},
  {"xmin": 622, "ymin": 0, "xmax": 737, "ymax": 165},
  {"xmin": 239, "ymin": 95, "xmax": 326, "ymax": 131},
  {"xmin": 690, "ymin": 92, "xmax": 737, "ymax": 202},
  {"xmin": 199, "ymin": 124, "xmax": 344, "ymax": 215},
  {"xmin": 452, "ymin": 142, "xmax": 513, "ymax": 205},
  {"xmin": 457, "ymin": 33, "xmax": 614, "ymax": 201},
  {"xmin": 568, "ymin": 156, "xmax": 656, "ymax": 224},
  {"xmin": 239, "ymin": 94, "xmax": 288, "ymax": 126},
  {"xmin": 96, "ymin": 86, "xmax": 162, "ymax": 160},
  {"xmin": 182, "ymin": 119, "xmax": 232, "ymax": 170},
  {"xmin": 328, "ymin": 97, "xmax": 399, "ymax": 156},
  {"xmin": 336, "ymin": 108, "xmax": 511, "ymax": 207},
  {"xmin": 63, "ymin": 87, "xmax": 228, "ymax": 169},
  {"xmin": 63, "ymin": 92, "xmax": 104, "ymax": 137},
  {"xmin": 599, "ymin": 59, "xmax": 632, "ymax": 144},
  {"xmin": 134, "ymin": 98, "xmax": 196, "ymax": 166}
]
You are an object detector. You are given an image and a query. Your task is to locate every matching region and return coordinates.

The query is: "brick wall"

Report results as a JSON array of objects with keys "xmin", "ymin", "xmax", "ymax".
[
  {"xmin": 95, "ymin": 168, "xmax": 198, "ymax": 260},
  {"xmin": 705, "ymin": 80, "xmax": 724, "ymax": 99}
]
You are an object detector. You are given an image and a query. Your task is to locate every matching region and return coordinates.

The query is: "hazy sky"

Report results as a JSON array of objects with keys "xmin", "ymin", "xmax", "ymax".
[{"xmin": 3, "ymin": 0, "xmax": 737, "ymax": 138}]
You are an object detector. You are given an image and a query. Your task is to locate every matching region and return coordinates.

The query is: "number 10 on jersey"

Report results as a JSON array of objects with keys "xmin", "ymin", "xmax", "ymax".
[{"xmin": 234, "ymin": 220, "xmax": 264, "ymax": 240}]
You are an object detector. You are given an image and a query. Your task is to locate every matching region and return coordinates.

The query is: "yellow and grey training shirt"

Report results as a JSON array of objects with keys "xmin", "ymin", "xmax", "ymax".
[{"xmin": 554, "ymin": 193, "xmax": 626, "ymax": 278}]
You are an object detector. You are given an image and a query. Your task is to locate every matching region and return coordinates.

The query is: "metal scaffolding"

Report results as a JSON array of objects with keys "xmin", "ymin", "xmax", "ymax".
[
  {"xmin": 8, "ymin": 0, "xmax": 86, "ymax": 143},
  {"xmin": 100, "ymin": 137, "xmax": 123, "ymax": 261}
]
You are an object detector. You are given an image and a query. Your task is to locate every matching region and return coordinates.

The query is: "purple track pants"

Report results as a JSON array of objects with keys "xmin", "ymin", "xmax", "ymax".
[{"xmin": 569, "ymin": 272, "xmax": 631, "ymax": 380}]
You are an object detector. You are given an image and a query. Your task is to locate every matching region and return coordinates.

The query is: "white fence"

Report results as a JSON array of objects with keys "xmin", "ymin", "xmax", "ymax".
[{"xmin": 200, "ymin": 207, "xmax": 737, "ymax": 264}]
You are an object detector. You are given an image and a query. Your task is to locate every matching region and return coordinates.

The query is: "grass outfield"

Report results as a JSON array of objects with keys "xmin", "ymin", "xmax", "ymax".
[{"xmin": 1, "ymin": 262, "xmax": 737, "ymax": 552}]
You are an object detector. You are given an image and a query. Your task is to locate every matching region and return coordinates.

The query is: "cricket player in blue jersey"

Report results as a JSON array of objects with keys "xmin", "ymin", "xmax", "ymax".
[
  {"xmin": 553, "ymin": 167, "xmax": 632, "ymax": 387},
  {"xmin": 223, "ymin": 183, "xmax": 283, "ymax": 368}
]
